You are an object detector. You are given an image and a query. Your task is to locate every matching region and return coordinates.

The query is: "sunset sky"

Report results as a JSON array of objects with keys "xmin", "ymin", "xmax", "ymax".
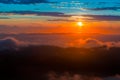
[{"xmin": 0, "ymin": 0, "xmax": 120, "ymax": 34}]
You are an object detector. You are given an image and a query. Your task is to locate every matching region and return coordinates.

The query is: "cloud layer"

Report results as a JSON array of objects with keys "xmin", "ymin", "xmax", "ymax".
[
  {"xmin": 0, "ymin": 0, "xmax": 49, "ymax": 4},
  {"xmin": 0, "ymin": 37, "xmax": 120, "ymax": 51},
  {"xmin": 1, "ymin": 11, "xmax": 120, "ymax": 21},
  {"xmin": 0, "ymin": 11, "xmax": 71, "ymax": 17}
]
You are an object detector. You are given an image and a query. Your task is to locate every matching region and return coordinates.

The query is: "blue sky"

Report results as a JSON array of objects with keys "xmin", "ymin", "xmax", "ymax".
[{"xmin": 0, "ymin": 0, "xmax": 120, "ymax": 14}]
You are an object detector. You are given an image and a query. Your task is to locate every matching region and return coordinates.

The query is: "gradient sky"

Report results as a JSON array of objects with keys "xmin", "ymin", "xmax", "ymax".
[{"xmin": 0, "ymin": 0, "xmax": 120, "ymax": 34}]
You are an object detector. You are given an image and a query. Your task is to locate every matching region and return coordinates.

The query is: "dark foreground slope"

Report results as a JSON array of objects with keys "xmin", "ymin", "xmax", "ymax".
[{"xmin": 0, "ymin": 45, "xmax": 120, "ymax": 80}]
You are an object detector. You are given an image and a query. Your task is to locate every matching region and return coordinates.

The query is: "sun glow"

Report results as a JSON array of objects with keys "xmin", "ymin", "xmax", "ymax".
[{"xmin": 77, "ymin": 22, "xmax": 83, "ymax": 27}]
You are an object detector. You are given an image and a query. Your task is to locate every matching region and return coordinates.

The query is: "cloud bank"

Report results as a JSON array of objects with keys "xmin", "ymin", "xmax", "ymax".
[{"xmin": 0, "ymin": 37, "xmax": 120, "ymax": 51}]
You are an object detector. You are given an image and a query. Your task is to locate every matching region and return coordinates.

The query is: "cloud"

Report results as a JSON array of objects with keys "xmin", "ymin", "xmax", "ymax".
[
  {"xmin": 1, "ymin": 37, "xmax": 120, "ymax": 79},
  {"xmin": 0, "ymin": 11, "xmax": 120, "ymax": 21},
  {"xmin": 0, "ymin": 10, "xmax": 120, "ymax": 21},
  {"xmin": 0, "ymin": 11, "xmax": 71, "ymax": 17},
  {"xmin": 0, "ymin": 36, "xmax": 120, "ymax": 49},
  {"xmin": 83, "ymin": 15, "xmax": 120, "ymax": 21},
  {"xmin": 0, "ymin": 17, "xmax": 11, "ymax": 19},
  {"xmin": 82, "ymin": 7, "xmax": 120, "ymax": 11},
  {"xmin": 47, "ymin": 72, "xmax": 120, "ymax": 80},
  {"xmin": 0, "ymin": 37, "xmax": 107, "ymax": 49},
  {"xmin": 48, "ymin": 19, "xmax": 77, "ymax": 22},
  {"xmin": 0, "ymin": 37, "xmax": 26, "ymax": 50},
  {"xmin": 68, "ymin": 38, "xmax": 104, "ymax": 48},
  {"xmin": 0, "ymin": 0, "xmax": 50, "ymax": 4},
  {"xmin": 50, "ymin": 1, "xmax": 119, "ymax": 11},
  {"xmin": 67, "ymin": 38, "xmax": 120, "ymax": 48}
]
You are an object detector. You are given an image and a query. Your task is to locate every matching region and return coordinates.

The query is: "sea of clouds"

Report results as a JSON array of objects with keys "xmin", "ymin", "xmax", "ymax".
[{"xmin": 0, "ymin": 36, "xmax": 120, "ymax": 50}]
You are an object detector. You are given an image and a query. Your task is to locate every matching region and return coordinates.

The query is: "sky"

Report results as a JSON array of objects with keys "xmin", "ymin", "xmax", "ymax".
[{"xmin": 0, "ymin": 0, "xmax": 120, "ymax": 34}]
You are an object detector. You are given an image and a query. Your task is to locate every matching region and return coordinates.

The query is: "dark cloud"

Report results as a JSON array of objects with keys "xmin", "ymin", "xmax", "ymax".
[
  {"xmin": 0, "ymin": 11, "xmax": 120, "ymax": 21},
  {"xmin": 0, "ymin": 0, "xmax": 50, "ymax": 4},
  {"xmin": 83, "ymin": 15, "xmax": 120, "ymax": 21},
  {"xmin": 48, "ymin": 19, "xmax": 77, "ymax": 22},
  {"xmin": 83, "ymin": 7, "xmax": 120, "ymax": 11},
  {"xmin": 0, "ymin": 11, "xmax": 71, "ymax": 17},
  {"xmin": 0, "ymin": 37, "xmax": 26, "ymax": 50}
]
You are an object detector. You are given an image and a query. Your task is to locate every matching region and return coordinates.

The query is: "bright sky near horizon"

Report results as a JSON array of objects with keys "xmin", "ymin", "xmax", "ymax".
[{"xmin": 0, "ymin": 0, "xmax": 120, "ymax": 34}]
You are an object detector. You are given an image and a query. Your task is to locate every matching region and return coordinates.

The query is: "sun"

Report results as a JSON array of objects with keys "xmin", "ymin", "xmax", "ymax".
[{"xmin": 77, "ymin": 22, "xmax": 83, "ymax": 27}]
